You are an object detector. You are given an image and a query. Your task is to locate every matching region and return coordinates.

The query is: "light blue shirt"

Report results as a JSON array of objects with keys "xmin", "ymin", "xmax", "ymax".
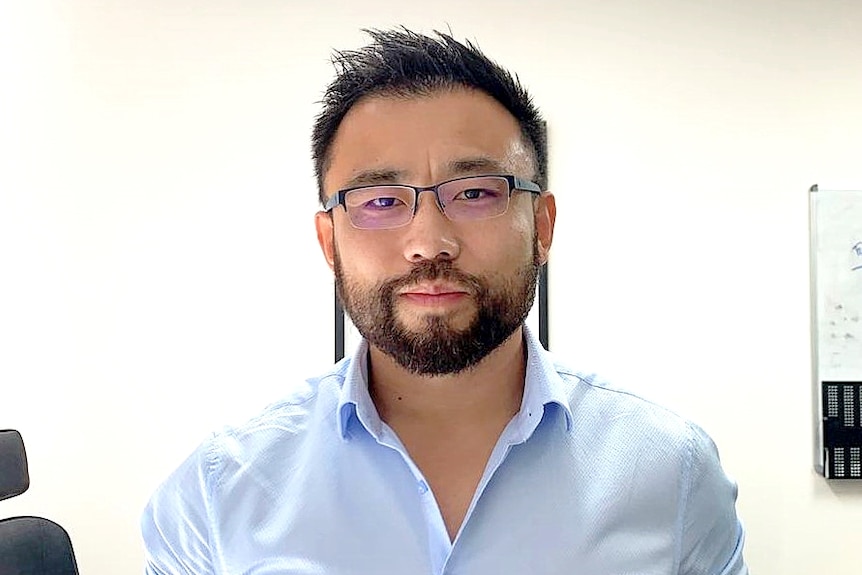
[{"xmin": 142, "ymin": 326, "xmax": 747, "ymax": 574}]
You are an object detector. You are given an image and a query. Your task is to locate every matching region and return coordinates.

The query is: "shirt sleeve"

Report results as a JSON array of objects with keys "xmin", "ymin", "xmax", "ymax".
[
  {"xmin": 678, "ymin": 423, "xmax": 748, "ymax": 575},
  {"xmin": 141, "ymin": 439, "xmax": 218, "ymax": 575}
]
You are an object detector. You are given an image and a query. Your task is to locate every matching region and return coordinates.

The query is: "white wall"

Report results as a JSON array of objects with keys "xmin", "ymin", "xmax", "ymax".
[{"xmin": 1, "ymin": 1, "xmax": 860, "ymax": 573}]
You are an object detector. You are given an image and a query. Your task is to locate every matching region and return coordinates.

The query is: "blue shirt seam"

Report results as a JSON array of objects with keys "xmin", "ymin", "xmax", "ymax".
[
  {"xmin": 673, "ymin": 421, "xmax": 697, "ymax": 575},
  {"xmin": 569, "ymin": 370, "xmax": 692, "ymax": 421},
  {"xmin": 204, "ymin": 435, "xmax": 223, "ymax": 575}
]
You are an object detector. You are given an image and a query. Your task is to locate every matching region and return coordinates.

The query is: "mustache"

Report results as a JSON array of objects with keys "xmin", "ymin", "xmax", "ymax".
[{"xmin": 382, "ymin": 259, "xmax": 485, "ymax": 296}]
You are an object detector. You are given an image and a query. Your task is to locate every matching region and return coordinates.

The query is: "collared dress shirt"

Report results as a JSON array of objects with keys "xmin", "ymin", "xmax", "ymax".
[{"xmin": 142, "ymin": 326, "xmax": 747, "ymax": 574}]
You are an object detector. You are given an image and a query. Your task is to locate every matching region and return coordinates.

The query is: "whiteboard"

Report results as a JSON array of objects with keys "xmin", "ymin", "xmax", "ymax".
[
  {"xmin": 810, "ymin": 187, "xmax": 862, "ymax": 381},
  {"xmin": 810, "ymin": 186, "xmax": 862, "ymax": 476}
]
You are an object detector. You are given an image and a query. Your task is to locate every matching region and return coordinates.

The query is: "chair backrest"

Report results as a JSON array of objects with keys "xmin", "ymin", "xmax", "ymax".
[
  {"xmin": 0, "ymin": 430, "xmax": 80, "ymax": 574},
  {"xmin": 0, "ymin": 517, "xmax": 80, "ymax": 575},
  {"xmin": 0, "ymin": 430, "xmax": 29, "ymax": 502}
]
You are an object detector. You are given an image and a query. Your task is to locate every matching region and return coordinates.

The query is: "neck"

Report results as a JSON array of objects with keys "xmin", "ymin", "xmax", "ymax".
[{"xmin": 367, "ymin": 327, "xmax": 527, "ymax": 428}]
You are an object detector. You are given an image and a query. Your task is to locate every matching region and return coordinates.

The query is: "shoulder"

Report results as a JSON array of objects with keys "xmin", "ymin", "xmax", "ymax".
[
  {"xmin": 554, "ymin": 359, "xmax": 704, "ymax": 450},
  {"xmin": 525, "ymin": 328, "xmax": 701, "ymax": 454},
  {"xmin": 141, "ymin": 364, "xmax": 349, "ymax": 570},
  {"xmin": 204, "ymin": 365, "xmax": 348, "ymax": 480},
  {"xmin": 541, "ymin": 352, "xmax": 735, "ymax": 499},
  {"xmin": 547, "ymin": 356, "xmax": 746, "ymax": 572}
]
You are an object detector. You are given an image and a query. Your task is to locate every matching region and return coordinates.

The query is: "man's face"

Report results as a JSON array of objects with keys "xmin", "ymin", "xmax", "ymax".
[{"xmin": 315, "ymin": 88, "xmax": 555, "ymax": 375}]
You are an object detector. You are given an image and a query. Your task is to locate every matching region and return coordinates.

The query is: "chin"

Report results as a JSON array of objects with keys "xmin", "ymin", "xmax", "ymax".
[{"xmin": 398, "ymin": 310, "xmax": 474, "ymax": 333}]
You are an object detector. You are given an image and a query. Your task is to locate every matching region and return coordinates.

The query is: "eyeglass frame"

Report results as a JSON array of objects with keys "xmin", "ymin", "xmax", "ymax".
[{"xmin": 323, "ymin": 174, "xmax": 543, "ymax": 229}]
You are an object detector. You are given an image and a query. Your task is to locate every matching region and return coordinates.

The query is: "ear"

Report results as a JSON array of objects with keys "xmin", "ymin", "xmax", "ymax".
[
  {"xmin": 315, "ymin": 211, "xmax": 336, "ymax": 271},
  {"xmin": 534, "ymin": 192, "xmax": 556, "ymax": 266}
]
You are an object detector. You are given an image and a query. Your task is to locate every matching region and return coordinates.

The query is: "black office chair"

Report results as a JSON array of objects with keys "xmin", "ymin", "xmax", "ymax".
[{"xmin": 0, "ymin": 429, "xmax": 80, "ymax": 575}]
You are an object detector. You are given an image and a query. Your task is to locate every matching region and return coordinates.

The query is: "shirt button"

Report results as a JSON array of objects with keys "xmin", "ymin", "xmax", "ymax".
[{"xmin": 418, "ymin": 480, "xmax": 429, "ymax": 494}]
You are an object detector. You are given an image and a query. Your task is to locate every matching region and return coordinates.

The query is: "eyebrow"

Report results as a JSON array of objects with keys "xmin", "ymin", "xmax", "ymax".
[
  {"xmin": 446, "ymin": 157, "xmax": 507, "ymax": 175},
  {"xmin": 342, "ymin": 169, "xmax": 408, "ymax": 189},
  {"xmin": 341, "ymin": 157, "xmax": 509, "ymax": 189}
]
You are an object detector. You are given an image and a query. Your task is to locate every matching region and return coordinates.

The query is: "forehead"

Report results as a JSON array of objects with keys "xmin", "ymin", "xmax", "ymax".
[{"xmin": 323, "ymin": 88, "xmax": 534, "ymax": 192}]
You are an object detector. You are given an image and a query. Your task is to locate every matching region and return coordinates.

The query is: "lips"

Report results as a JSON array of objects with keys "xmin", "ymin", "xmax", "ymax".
[{"xmin": 398, "ymin": 282, "xmax": 470, "ymax": 297}]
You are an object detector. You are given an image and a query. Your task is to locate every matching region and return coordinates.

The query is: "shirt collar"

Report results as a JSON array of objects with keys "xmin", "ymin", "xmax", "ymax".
[
  {"xmin": 516, "ymin": 323, "xmax": 575, "ymax": 439},
  {"xmin": 336, "ymin": 324, "xmax": 574, "ymax": 440},
  {"xmin": 336, "ymin": 339, "xmax": 384, "ymax": 440}
]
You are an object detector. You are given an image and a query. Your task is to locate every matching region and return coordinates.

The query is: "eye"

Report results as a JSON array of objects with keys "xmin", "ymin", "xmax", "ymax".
[
  {"xmin": 365, "ymin": 196, "xmax": 405, "ymax": 209},
  {"xmin": 455, "ymin": 187, "xmax": 498, "ymax": 201}
]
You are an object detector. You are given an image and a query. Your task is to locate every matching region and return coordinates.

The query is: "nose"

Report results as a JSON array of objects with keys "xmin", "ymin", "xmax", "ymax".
[{"xmin": 402, "ymin": 191, "xmax": 461, "ymax": 263}]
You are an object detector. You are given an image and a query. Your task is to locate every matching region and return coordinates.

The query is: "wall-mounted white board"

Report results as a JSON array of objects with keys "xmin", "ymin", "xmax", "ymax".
[{"xmin": 809, "ymin": 185, "xmax": 862, "ymax": 478}]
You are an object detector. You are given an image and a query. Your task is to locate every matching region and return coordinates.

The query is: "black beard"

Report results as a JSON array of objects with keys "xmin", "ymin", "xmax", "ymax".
[{"xmin": 334, "ymin": 238, "xmax": 540, "ymax": 376}]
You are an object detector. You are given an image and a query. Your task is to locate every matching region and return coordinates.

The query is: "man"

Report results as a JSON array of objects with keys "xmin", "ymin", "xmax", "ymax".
[{"xmin": 142, "ymin": 28, "xmax": 747, "ymax": 574}]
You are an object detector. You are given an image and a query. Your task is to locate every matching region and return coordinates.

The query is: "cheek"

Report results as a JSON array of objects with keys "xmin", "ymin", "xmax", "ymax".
[
  {"xmin": 494, "ymin": 210, "xmax": 535, "ymax": 257},
  {"xmin": 509, "ymin": 210, "xmax": 535, "ymax": 239},
  {"xmin": 465, "ymin": 226, "xmax": 533, "ymax": 275},
  {"xmin": 335, "ymin": 231, "xmax": 397, "ymax": 281}
]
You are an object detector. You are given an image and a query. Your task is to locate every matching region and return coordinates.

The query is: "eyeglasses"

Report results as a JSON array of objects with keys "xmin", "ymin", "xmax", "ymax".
[{"xmin": 324, "ymin": 174, "xmax": 542, "ymax": 230}]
